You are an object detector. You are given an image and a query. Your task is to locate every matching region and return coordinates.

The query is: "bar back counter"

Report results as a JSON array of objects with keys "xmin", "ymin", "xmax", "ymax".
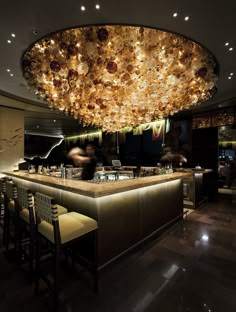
[{"xmin": 3, "ymin": 171, "xmax": 190, "ymax": 268}]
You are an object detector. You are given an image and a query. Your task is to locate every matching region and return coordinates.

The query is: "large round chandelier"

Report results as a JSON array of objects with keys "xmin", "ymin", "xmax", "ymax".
[{"xmin": 22, "ymin": 25, "xmax": 218, "ymax": 132}]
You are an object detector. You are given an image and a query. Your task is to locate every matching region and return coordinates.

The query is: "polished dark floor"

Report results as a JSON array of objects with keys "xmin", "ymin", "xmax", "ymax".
[{"xmin": 1, "ymin": 196, "xmax": 236, "ymax": 312}]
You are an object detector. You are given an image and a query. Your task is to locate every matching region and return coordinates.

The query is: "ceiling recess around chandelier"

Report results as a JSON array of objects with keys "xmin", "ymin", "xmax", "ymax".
[{"xmin": 22, "ymin": 25, "xmax": 218, "ymax": 132}]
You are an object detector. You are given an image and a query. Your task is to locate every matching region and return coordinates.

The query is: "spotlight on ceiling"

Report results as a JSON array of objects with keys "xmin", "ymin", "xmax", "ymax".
[
  {"xmin": 11, "ymin": 33, "xmax": 16, "ymax": 37},
  {"xmin": 173, "ymin": 12, "xmax": 178, "ymax": 17},
  {"xmin": 230, "ymin": 73, "xmax": 234, "ymax": 76},
  {"xmin": 81, "ymin": 5, "xmax": 86, "ymax": 11},
  {"xmin": 53, "ymin": 119, "xmax": 56, "ymax": 122},
  {"xmin": 229, "ymin": 47, "xmax": 233, "ymax": 51},
  {"xmin": 7, "ymin": 40, "xmax": 11, "ymax": 43},
  {"xmin": 228, "ymin": 76, "xmax": 232, "ymax": 80},
  {"xmin": 95, "ymin": 4, "xmax": 100, "ymax": 9},
  {"xmin": 225, "ymin": 42, "xmax": 229, "ymax": 46},
  {"xmin": 7, "ymin": 69, "xmax": 10, "ymax": 72},
  {"xmin": 36, "ymin": 125, "xmax": 39, "ymax": 128},
  {"xmin": 184, "ymin": 16, "xmax": 189, "ymax": 21},
  {"xmin": 10, "ymin": 73, "xmax": 13, "ymax": 77}
]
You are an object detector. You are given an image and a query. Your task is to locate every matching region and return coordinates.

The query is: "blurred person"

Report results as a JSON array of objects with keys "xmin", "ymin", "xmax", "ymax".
[
  {"xmin": 160, "ymin": 147, "xmax": 187, "ymax": 167},
  {"xmin": 67, "ymin": 144, "xmax": 97, "ymax": 180},
  {"xmin": 218, "ymin": 161, "xmax": 231, "ymax": 188}
]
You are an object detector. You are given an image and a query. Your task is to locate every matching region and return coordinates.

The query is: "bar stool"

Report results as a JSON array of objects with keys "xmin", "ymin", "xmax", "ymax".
[
  {"xmin": 16, "ymin": 186, "xmax": 35, "ymax": 275},
  {"xmin": 34, "ymin": 192, "xmax": 98, "ymax": 308},
  {"xmin": 16, "ymin": 186, "xmax": 68, "ymax": 277},
  {"xmin": 5, "ymin": 181, "xmax": 18, "ymax": 255}
]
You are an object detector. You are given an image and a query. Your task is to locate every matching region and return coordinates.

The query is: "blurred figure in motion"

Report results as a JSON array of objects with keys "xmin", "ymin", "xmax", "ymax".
[
  {"xmin": 67, "ymin": 144, "xmax": 97, "ymax": 180},
  {"xmin": 218, "ymin": 161, "xmax": 231, "ymax": 188},
  {"xmin": 160, "ymin": 147, "xmax": 187, "ymax": 167}
]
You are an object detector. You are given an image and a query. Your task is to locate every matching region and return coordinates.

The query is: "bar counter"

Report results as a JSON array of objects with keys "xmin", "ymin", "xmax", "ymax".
[
  {"xmin": 3, "ymin": 171, "xmax": 191, "ymax": 268},
  {"xmin": 3, "ymin": 170, "xmax": 189, "ymax": 198}
]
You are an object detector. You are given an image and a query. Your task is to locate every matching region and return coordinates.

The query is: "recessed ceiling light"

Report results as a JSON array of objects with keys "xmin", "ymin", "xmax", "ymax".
[
  {"xmin": 230, "ymin": 73, "xmax": 234, "ymax": 76},
  {"xmin": 225, "ymin": 42, "xmax": 229, "ymax": 46},
  {"xmin": 95, "ymin": 4, "xmax": 100, "ymax": 9},
  {"xmin": 229, "ymin": 47, "xmax": 233, "ymax": 51},
  {"xmin": 37, "ymin": 125, "xmax": 39, "ymax": 128},
  {"xmin": 53, "ymin": 119, "xmax": 56, "ymax": 122},
  {"xmin": 7, "ymin": 40, "xmax": 11, "ymax": 43},
  {"xmin": 81, "ymin": 5, "xmax": 86, "ymax": 11},
  {"xmin": 11, "ymin": 33, "xmax": 16, "ymax": 37},
  {"xmin": 173, "ymin": 12, "xmax": 178, "ymax": 17},
  {"xmin": 228, "ymin": 76, "xmax": 232, "ymax": 79},
  {"xmin": 7, "ymin": 69, "xmax": 10, "ymax": 72},
  {"xmin": 10, "ymin": 73, "xmax": 13, "ymax": 77},
  {"xmin": 184, "ymin": 16, "xmax": 189, "ymax": 21}
]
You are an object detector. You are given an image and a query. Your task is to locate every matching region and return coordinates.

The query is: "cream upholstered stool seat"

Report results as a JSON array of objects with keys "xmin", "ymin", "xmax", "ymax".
[
  {"xmin": 34, "ymin": 192, "xmax": 98, "ymax": 309},
  {"xmin": 0, "ymin": 193, "xmax": 4, "ymax": 205},
  {"xmin": 8, "ymin": 200, "xmax": 15, "ymax": 213},
  {"xmin": 38, "ymin": 211, "xmax": 97, "ymax": 244}
]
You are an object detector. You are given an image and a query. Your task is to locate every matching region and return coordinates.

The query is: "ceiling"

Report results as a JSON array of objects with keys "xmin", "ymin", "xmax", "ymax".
[{"xmin": 0, "ymin": 0, "xmax": 236, "ymax": 135}]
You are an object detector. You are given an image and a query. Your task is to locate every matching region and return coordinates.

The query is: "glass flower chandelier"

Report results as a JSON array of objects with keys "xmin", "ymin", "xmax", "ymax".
[{"xmin": 22, "ymin": 25, "xmax": 218, "ymax": 132}]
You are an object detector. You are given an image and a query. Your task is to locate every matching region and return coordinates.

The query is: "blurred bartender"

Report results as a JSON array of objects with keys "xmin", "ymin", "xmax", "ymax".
[
  {"xmin": 67, "ymin": 144, "xmax": 97, "ymax": 180},
  {"xmin": 160, "ymin": 147, "xmax": 187, "ymax": 167}
]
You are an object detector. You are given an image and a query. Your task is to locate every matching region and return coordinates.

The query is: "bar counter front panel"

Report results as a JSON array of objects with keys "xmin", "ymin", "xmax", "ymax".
[{"xmin": 3, "ymin": 171, "xmax": 190, "ymax": 267}]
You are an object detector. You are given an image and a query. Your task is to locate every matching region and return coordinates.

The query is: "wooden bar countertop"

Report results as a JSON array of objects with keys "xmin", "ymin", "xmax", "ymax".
[{"xmin": 2, "ymin": 171, "xmax": 191, "ymax": 198}]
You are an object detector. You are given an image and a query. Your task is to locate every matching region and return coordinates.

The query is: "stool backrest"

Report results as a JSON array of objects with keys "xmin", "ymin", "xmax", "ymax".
[
  {"xmin": 17, "ymin": 186, "xmax": 34, "ymax": 210},
  {"xmin": 17, "ymin": 186, "xmax": 35, "ymax": 226},
  {"xmin": 6, "ymin": 181, "xmax": 17, "ymax": 200},
  {"xmin": 0, "ymin": 179, "xmax": 6, "ymax": 193},
  {"xmin": 35, "ymin": 192, "xmax": 58, "ymax": 224}
]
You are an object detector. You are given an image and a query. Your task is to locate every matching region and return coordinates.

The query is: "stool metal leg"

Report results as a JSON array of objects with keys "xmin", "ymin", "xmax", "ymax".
[
  {"xmin": 34, "ymin": 227, "xmax": 40, "ymax": 295},
  {"xmin": 16, "ymin": 219, "xmax": 23, "ymax": 269},
  {"xmin": 3, "ymin": 201, "xmax": 7, "ymax": 246},
  {"xmin": 53, "ymin": 245, "xmax": 60, "ymax": 310},
  {"xmin": 5, "ymin": 209, "xmax": 10, "ymax": 254},
  {"xmin": 93, "ymin": 229, "xmax": 99, "ymax": 293}
]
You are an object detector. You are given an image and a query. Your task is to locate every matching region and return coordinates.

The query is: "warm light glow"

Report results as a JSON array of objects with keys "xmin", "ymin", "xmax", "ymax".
[
  {"xmin": 95, "ymin": 4, "xmax": 100, "ymax": 9},
  {"xmin": 81, "ymin": 5, "xmax": 86, "ymax": 11},
  {"xmin": 65, "ymin": 131, "xmax": 103, "ymax": 144},
  {"xmin": 173, "ymin": 13, "xmax": 178, "ymax": 17},
  {"xmin": 22, "ymin": 25, "xmax": 218, "ymax": 132}
]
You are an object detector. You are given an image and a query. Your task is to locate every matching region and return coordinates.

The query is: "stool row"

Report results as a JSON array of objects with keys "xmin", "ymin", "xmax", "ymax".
[{"xmin": 0, "ymin": 177, "xmax": 98, "ymax": 309}]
